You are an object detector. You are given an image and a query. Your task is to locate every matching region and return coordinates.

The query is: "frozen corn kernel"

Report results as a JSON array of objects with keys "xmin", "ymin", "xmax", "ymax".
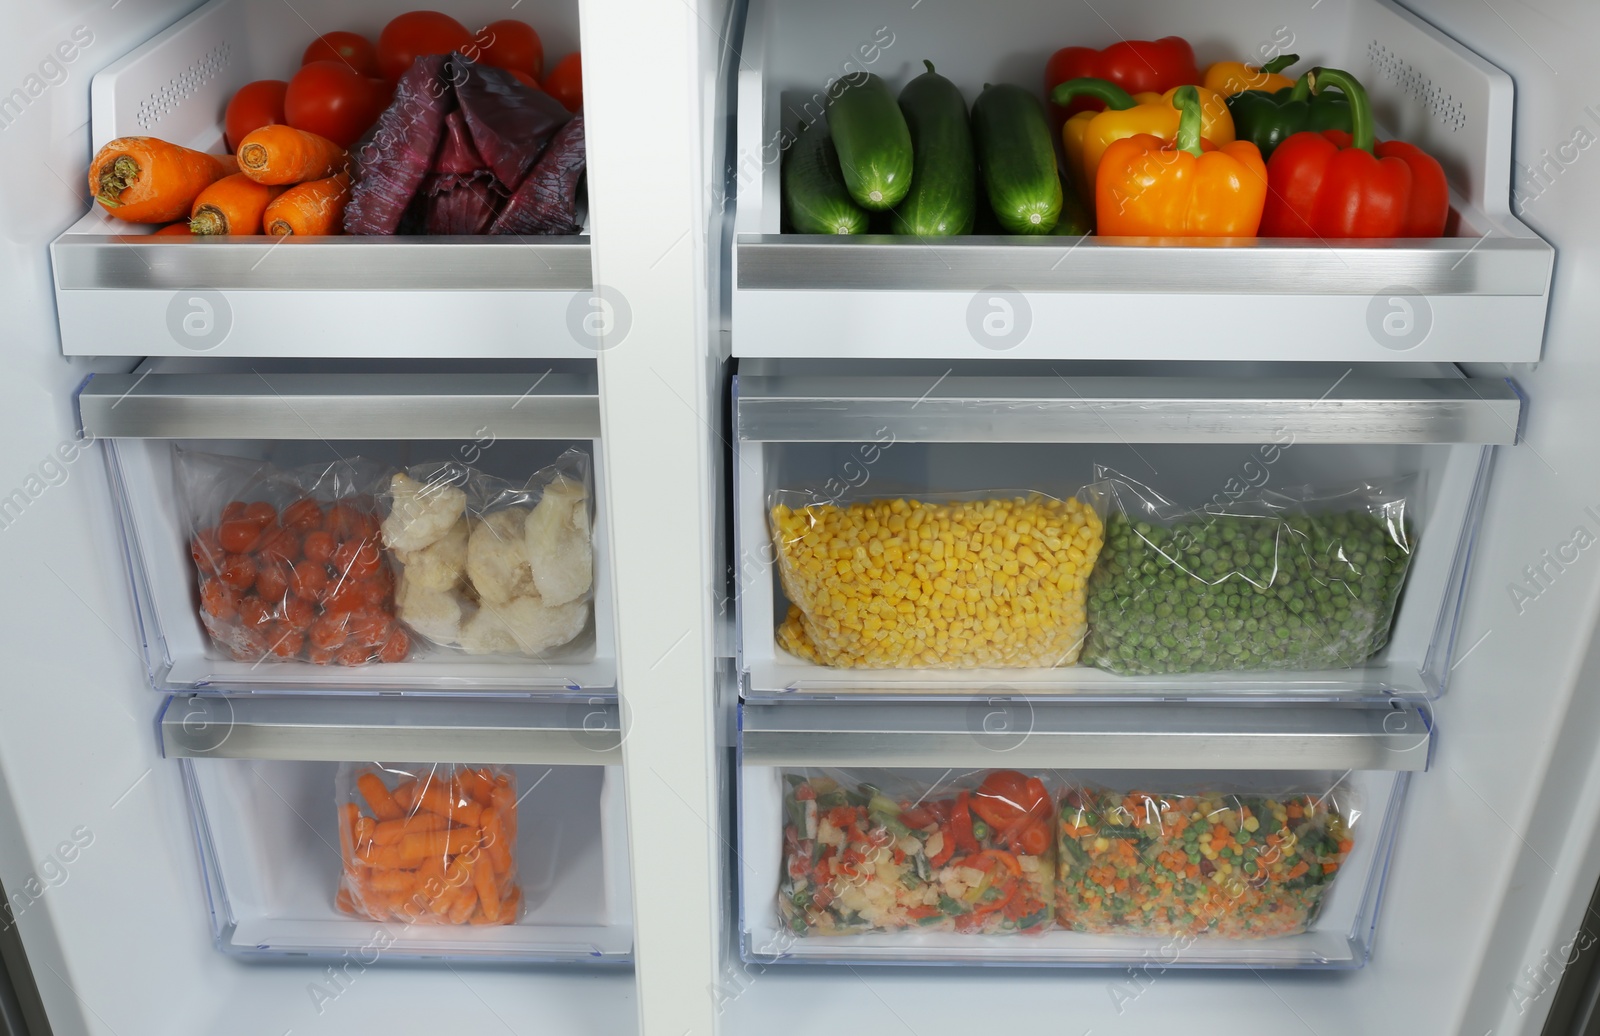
[{"xmin": 771, "ymin": 495, "xmax": 1104, "ymax": 668}]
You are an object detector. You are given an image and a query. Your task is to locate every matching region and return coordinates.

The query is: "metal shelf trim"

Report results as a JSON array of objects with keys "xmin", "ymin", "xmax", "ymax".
[
  {"xmin": 736, "ymin": 374, "xmax": 1520, "ymax": 445},
  {"xmin": 80, "ymin": 371, "xmax": 601, "ymax": 440},
  {"xmin": 735, "ymin": 234, "xmax": 1552, "ymax": 295},
  {"xmin": 52, "ymin": 236, "xmax": 593, "ymax": 291},
  {"xmin": 740, "ymin": 701, "xmax": 1431, "ymax": 771},
  {"xmin": 161, "ymin": 696, "xmax": 621, "ymax": 764}
]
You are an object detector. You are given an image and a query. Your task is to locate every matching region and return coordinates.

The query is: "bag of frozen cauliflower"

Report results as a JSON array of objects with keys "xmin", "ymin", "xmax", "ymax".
[{"xmin": 770, "ymin": 491, "xmax": 1104, "ymax": 668}]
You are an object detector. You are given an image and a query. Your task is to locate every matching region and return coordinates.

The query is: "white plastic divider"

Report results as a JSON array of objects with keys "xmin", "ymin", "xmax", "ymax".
[{"xmin": 727, "ymin": 0, "xmax": 1553, "ymax": 363}]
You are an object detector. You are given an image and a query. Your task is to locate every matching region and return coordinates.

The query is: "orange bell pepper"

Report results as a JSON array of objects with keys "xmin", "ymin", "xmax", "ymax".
[
  {"xmin": 1202, "ymin": 53, "xmax": 1300, "ymax": 98},
  {"xmin": 1096, "ymin": 86, "xmax": 1268, "ymax": 238},
  {"xmin": 1052, "ymin": 78, "xmax": 1236, "ymax": 205}
]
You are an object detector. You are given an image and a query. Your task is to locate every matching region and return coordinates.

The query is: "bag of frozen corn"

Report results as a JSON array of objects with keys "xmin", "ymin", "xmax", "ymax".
[
  {"xmin": 1055, "ymin": 776, "xmax": 1357, "ymax": 939},
  {"xmin": 769, "ymin": 490, "xmax": 1104, "ymax": 668},
  {"xmin": 779, "ymin": 769, "xmax": 1055, "ymax": 936}
]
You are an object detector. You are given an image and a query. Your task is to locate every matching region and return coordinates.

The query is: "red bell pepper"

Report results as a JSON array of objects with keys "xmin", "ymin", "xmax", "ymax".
[
  {"xmin": 1045, "ymin": 37, "xmax": 1200, "ymax": 122},
  {"xmin": 951, "ymin": 791, "xmax": 978, "ymax": 854},
  {"xmin": 1259, "ymin": 68, "xmax": 1449, "ymax": 238}
]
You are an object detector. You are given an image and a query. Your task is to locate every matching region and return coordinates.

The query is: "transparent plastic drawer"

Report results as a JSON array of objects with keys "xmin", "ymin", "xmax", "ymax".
[
  {"xmin": 84, "ymin": 359, "xmax": 613, "ymax": 695},
  {"xmin": 166, "ymin": 695, "xmax": 631, "ymax": 962},
  {"xmin": 727, "ymin": 0, "xmax": 1553, "ymax": 363},
  {"xmin": 736, "ymin": 699, "xmax": 1425, "ymax": 968},
  {"xmin": 734, "ymin": 359, "xmax": 1517, "ymax": 701}
]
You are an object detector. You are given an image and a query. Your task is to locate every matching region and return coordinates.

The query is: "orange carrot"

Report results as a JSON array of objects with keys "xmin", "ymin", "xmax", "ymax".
[
  {"xmin": 415, "ymin": 783, "xmax": 483, "ymax": 826},
  {"xmin": 189, "ymin": 173, "xmax": 283, "ymax": 235},
  {"xmin": 447, "ymin": 885, "xmax": 479, "ymax": 924},
  {"xmin": 370, "ymin": 813, "xmax": 455, "ymax": 845},
  {"xmin": 263, "ymin": 173, "xmax": 350, "ymax": 235},
  {"xmin": 480, "ymin": 807, "xmax": 514, "ymax": 875},
  {"xmin": 457, "ymin": 768, "xmax": 496, "ymax": 807},
  {"xmin": 472, "ymin": 854, "xmax": 501, "ymax": 922},
  {"xmin": 355, "ymin": 843, "xmax": 417, "ymax": 870},
  {"xmin": 391, "ymin": 779, "xmax": 417, "ymax": 810},
  {"xmin": 357, "ymin": 773, "xmax": 403, "ymax": 821},
  {"xmin": 367, "ymin": 868, "xmax": 414, "ymax": 893},
  {"xmin": 89, "ymin": 137, "xmax": 237, "ymax": 223},
  {"xmin": 399, "ymin": 828, "xmax": 481, "ymax": 862},
  {"xmin": 152, "ymin": 222, "xmax": 192, "ymax": 236},
  {"xmin": 236, "ymin": 125, "xmax": 346, "ymax": 185}
]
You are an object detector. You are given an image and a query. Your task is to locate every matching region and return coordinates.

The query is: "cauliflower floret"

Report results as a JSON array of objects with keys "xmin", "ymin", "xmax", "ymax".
[
  {"xmin": 382, "ymin": 472, "xmax": 466, "ymax": 553},
  {"xmin": 397, "ymin": 582, "xmax": 469, "ymax": 645},
  {"xmin": 524, "ymin": 476, "xmax": 593, "ymax": 607},
  {"xmin": 465, "ymin": 507, "xmax": 534, "ymax": 605},
  {"xmin": 457, "ymin": 595, "xmax": 587, "ymax": 656},
  {"xmin": 397, "ymin": 517, "xmax": 468, "ymax": 592}
]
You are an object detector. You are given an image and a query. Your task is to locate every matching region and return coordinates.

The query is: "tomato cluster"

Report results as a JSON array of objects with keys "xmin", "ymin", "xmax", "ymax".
[{"xmin": 192, "ymin": 496, "xmax": 410, "ymax": 666}]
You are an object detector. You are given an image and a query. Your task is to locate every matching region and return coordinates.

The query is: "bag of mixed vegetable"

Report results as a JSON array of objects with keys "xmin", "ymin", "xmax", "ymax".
[
  {"xmin": 780, "ymin": 769, "xmax": 1055, "ymax": 936},
  {"xmin": 1056, "ymin": 777, "xmax": 1357, "ymax": 938},
  {"xmin": 379, "ymin": 449, "xmax": 594, "ymax": 657},
  {"xmin": 1080, "ymin": 468, "xmax": 1417, "ymax": 675}
]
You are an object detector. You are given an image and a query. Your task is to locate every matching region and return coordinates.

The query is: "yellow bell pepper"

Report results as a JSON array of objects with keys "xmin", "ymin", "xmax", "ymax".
[
  {"xmin": 1052, "ymin": 78, "xmax": 1235, "ymax": 204},
  {"xmin": 1202, "ymin": 53, "xmax": 1300, "ymax": 98}
]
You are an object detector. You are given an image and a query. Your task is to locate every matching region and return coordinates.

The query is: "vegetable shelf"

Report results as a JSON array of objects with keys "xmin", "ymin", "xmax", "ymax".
[
  {"xmin": 165, "ymin": 696, "xmax": 631, "ymax": 962},
  {"xmin": 734, "ymin": 360, "xmax": 1515, "ymax": 701},
  {"xmin": 727, "ymin": 0, "xmax": 1553, "ymax": 363},
  {"xmin": 736, "ymin": 700, "xmax": 1420, "ymax": 967},
  {"xmin": 49, "ymin": 0, "xmax": 594, "ymax": 359},
  {"xmin": 82, "ymin": 358, "xmax": 615, "ymax": 696}
]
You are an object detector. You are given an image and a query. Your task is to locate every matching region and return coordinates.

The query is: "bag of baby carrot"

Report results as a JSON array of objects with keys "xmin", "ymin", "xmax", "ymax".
[{"xmin": 336, "ymin": 762, "xmax": 522, "ymax": 926}]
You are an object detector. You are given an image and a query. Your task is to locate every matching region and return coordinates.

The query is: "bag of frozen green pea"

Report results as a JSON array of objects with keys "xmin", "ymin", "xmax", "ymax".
[{"xmin": 1079, "ymin": 469, "xmax": 1417, "ymax": 676}]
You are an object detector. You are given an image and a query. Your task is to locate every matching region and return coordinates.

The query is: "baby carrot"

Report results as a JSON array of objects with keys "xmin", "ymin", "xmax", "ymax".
[
  {"xmin": 457, "ymin": 768, "xmax": 496, "ymax": 806},
  {"xmin": 357, "ymin": 773, "xmax": 404, "ymax": 821},
  {"xmin": 89, "ymin": 137, "xmax": 237, "ymax": 222},
  {"xmin": 356, "ymin": 843, "xmax": 417, "ymax": 870},
  {"xmin": 263, "ymin": 173, "xmax": 350, "ymax": 235},
  {"xmin": 237, "ymin": 125, "xmax": 346, "ymax": 185},
  {"xmin": 190, "ymin": 173, "xmax": 283, "ymax": 235},
  {"xmin": 480, "ymin": 807, "xmax": 514, "ymax": 875},
  {"xmin": 448, "ymin": 885, "xmax": 479, "ymax": 924},
  {"xmin": 391, "ymin": 779, "xmax": 417, "ymax": 810},
  {"xmin": 400, "ymin": 828, "xmax": 481, "ymax": 862},
  {"xmin": 367, "ymin": 868, "xmax": 413, "ymax": 893},
  {"xmin": 370, "ymin": 813, "xmax": 455, "ymax": 845},
  {"xmin": 415, "ymin": 783, "xmax": 483, "ymax": 827},
  {"xmin": 472, "ymin": 854, "xmax": 501, "ymax": 922}
]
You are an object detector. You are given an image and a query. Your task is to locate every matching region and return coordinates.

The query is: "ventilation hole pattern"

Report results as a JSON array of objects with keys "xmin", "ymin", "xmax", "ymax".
[
  {"xmin": 135, "ymin": 42, "xmax": 231, "ymax": 131},
  {"xmin": 1367, "ymin": 40, "xmax": 1467, "ymax": 132}
]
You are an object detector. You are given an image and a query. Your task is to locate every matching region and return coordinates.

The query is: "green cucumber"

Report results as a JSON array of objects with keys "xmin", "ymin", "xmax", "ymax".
[
  {"xmin": 971, "ymin": 83, "xmax": 1062, "ymax": 234},
  {"xmin": 783, "ymin": 122, "xmax": 869, "ymax": 235},
  {"xmin": 827, "ymin": 73, "xmax": 914, "ymax": 210},
  {"xmin": 890, "ymin": 60, "xmax": 975, "ymax": 236}
]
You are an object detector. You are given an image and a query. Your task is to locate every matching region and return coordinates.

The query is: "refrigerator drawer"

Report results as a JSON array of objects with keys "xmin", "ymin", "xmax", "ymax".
[
  {"xmin": 737, "ymin": 699, "xmax": 1423, "ymax": 968},
  {"xmin": 734, "ymin": 360, "xmax": 1513, "ymax": 701},
  {"xmin": 729, "ymin": 0, "xmax": 1553, "ymax": 363},
  {"xmin": 49, "ymin": 0, "xmax": 596, "ymax": 359},
  {"xmin": 84, "ymin": 360, "xmax": 614, "ymax": 695},
  {"xmin": 166, "ymin": 696, "xmax": 631, "ymax": 962}
]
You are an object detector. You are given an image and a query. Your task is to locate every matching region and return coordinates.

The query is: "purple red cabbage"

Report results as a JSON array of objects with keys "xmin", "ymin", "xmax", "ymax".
[{"xmin": 490, "ymin": 114, "xmax": 586, "ymax": 236}]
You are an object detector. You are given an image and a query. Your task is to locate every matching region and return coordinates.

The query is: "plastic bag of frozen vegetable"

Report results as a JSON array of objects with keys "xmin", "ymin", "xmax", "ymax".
[
  {"xmin": 779, "ymin": 769, "xmax": 1055, "ymax": 936},
  {"xmin": 1080, "ymin": 468, "xmax": 1417, "ymax": 675},
  {"xmin": 1055, "ymin": 776, "xmax": 1357, "ymax": 938},
  {"xmin": 770, "ymin": 488, "xmax": 1104, "ymax": 668}
]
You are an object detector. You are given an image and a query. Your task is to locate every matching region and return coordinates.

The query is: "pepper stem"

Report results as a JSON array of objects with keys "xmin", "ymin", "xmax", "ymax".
[
  {"xmin": 923, "ymin": 59, "xmax": 935, "ymax": 75},
  {"xmin": 1050, "ymin": 76, "xmax": 1138, "ymax": 112},
  {"xmin": 1171, "ymin": 85, "xmax": 1204, "ymax": 157},
  {"xmin": 95, "ymin": 155, "xmax": 140, "ymax": 208},
  {"xmin": 1261, "ymin": 53, "xmax": 1299, "ymax": 76},
  {"xmin": 1288, "ymin": 71, "xmax": 1314, "ymax": 104},
  {"xmin": 1308, "ymin": 67, "xmax": 1375, "ymax": 153}
]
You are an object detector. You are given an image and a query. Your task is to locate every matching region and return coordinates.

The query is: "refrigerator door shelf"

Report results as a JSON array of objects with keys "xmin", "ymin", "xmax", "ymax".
[
  {"xmin": 737, "ymin": 701, "xmax": 1417, "ymax": 967},
  {"xmin": 734, "ymin": 361, "xmax": 1506, "ymax": 702},
  {"xmin": 730, "ymin": 0, "xmax": 1552, "ymax": 363},
  {"xmin": 51, "ymin": 0, "xmax": 594, "ymax": 359},
  {"xmin": 83, "ymin": 362, "xmax": 616, "ymax": 696},
  {"xmin": 183, "ymin": 755, "xmax": 633, "ymax": 962}
]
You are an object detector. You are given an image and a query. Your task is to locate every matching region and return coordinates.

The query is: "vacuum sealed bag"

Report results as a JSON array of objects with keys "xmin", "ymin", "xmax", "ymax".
[
  {"xmin": 380, "ymin": 448, "xmax": 594, "ymax": 657},
  {"xmin": 178, "ymin": 450, "xmax": 409, "ymax": 666},
  {"xmin": 770, "ymin": 490, "xmax": 1104, "ymax": 668},
  {"xmin": 1081, "ymin": 469, "xmax": 1416, "ymax": 675},
  {"xmin": 336, "ymin": 762, "xmax": 521, "ymax": 926},
  {"xmin": 779, "ymin": 769, "xmax": 1055, "ymax": 935}
]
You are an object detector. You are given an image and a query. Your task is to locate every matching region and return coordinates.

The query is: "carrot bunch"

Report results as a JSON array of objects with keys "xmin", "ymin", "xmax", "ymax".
[{"xmin": 336, "ymin": 764, "xmax": 522, "ymax": 926}]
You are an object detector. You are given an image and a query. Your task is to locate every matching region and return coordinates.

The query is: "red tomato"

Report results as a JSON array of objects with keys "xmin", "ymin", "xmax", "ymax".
[
  {"xmin": 255, "ymin": 523, "xmax": 300, "ymax": 563},
  {"xmin": 357, "ymin": 571, "xmax": 394, "ymax": 607},
  {"xmin": 334, "ymin": 538, "xmax": 383, "ymax": 580},
  {"xmin": 543, "ymin": 53, "xmax": 582, "ymax": 112},
  {"xmin": 301, "ymin": 30, "xmax": 380, "ymax": 78},
  {"xmin": 289, "ymin": 560, "xmax": 328, "ymax": 599},
  {"xmin": 224, "ymin": 80, "xmax": 288, "ymax": 153},
  {"xmin": 309, "ymin": 613, "xmax": 348, "ymax": 650},
  {"xmin": 378, "ymin": 627, "xmax": 411, "ymax": 663},
  {"xmin": 335, "ymin": 642, "xmax": 373, "ymax": 666},
  {"xmin": 191, "ymin": 529, "xmax": 223, "ymax": 575},
  {"xmin": 267, "ymin": 625, "xmax": 305, "ymax": 658},
  {"xmin": 219, "ymin": 554, "xmax": 257, "ymax": 591},
  {"xmin": 218, "ymin": 518, "xmax": 263, "ymax": 553},
  {"xmin": 242, "ymin": 502, "xmax": 277, "ymax": 526},
  {"xmin": 473, "ymin": 20, "xmax": 543, "ymax": 79},
  {"xmin": 322, "ymin": 581, "xmax": 367, "ymax": 616},
  {"xmin": 325, "ymin": 501, "xmax": 364, "ymax": 538},
  {"xmin": 376, "ymin": 11, "xmax": 472, "ymax": 82},
  {"xmin": 256, "ymin": 559, "xmax": 291, "ymax": 602},
  {"xmin": 222, "ymin": 502, "xmax": 248, "ymax": 522},
  {"xmin": 199, "ymin": 580, "xmax": 239, "ymax": 621},
  {"xmin": 282, "ymin": 594, "xmax": 316, "ymax": 630},
  {"xmin": 307, "ymin": 641, "xmax": 339, "ymax": 665},
  {"xmin": 303, "ymin": 530, "xmax": 336, "ymax": 565},
  {"xmin": 346, "ymin": 608, "xmax": 392, "ymax": 647},
  {"xmin": 281, "ymin": 498, "xmax": 324, "ymax": 531},
  {"xmin": 507, "ymin": 70, "xmax": 539, "ymax": 90},
  {"xmin": 286, "ymin": 60, "xmax": 385, "ymax": 148},
  {"xmin": 238, "ymin": 595, "xmax": 274, "ymax": 628}
]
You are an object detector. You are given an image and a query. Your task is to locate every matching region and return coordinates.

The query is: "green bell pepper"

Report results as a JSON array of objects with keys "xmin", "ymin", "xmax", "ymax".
[{"xmin": 1224, "ymin": 70, "xmax": 1354, "ymax": 160}]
